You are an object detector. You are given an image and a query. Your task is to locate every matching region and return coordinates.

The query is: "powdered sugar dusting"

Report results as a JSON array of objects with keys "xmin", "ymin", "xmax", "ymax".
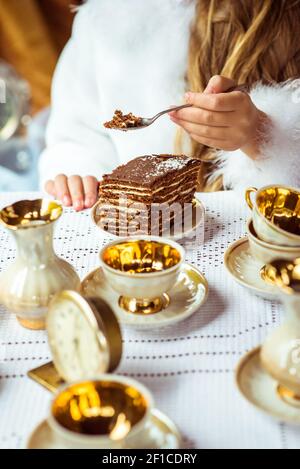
[
  {"xmin": 103, "ymin": 154, "xmax": 201, "ymax": 188},
  {"xmin": 140, "ymin": 155, "xmax": 189, "ymax": 179}
]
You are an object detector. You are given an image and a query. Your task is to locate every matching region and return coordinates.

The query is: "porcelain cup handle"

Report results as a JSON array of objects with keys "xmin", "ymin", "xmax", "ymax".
[{"xmin": 245, "ymin": 187, "xmax": 257, "ymax": 210}]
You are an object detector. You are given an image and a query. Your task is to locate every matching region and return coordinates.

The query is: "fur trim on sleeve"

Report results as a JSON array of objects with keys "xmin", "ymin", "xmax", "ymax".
[{"xmin": 212, "ymin": 81, "xmax": 300, "ymax": 192}]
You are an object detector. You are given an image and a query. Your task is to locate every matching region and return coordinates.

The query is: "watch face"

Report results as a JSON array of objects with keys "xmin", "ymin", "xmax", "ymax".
[{"xmin": 47, "ymin": 294, "xmax": 110, "ymax": 382}]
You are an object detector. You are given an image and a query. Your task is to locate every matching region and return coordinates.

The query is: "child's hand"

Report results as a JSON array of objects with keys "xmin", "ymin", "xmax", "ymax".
[
  {"xmin": 169, "ymin": 75, "xmax": 266, "ymax": 159},
  {"xmin": 45, "ymin": 175, "xmax": 98, "ymax": 211}
]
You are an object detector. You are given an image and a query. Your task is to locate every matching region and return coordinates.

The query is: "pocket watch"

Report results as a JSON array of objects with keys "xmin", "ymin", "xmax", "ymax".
[{"xmin": 28, "ymin": 291, "xmax": 122, "ymax": 390}]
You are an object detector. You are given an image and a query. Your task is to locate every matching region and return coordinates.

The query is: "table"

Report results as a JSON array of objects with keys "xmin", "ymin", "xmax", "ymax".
[{"xmin": 0, "ymin": 191, "xmax": 300, "ymax": 449}]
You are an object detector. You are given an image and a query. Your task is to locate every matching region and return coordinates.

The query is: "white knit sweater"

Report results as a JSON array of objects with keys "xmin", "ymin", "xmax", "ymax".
[{"xmin": 39, "ymin": 0, "xmax": 300, "ymax": 192}]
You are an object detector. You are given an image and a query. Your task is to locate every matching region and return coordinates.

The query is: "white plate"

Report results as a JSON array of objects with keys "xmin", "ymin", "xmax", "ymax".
[
  {"xmin": 224, "ymin": 237, "xmax": 280, "ymax": 299},
  {"xmin": 26, "ymin": 408, "xmax": 181, "ymax": 449},
  {"xmin": 81, "ymin": 263, "xmax": 208, "ymax": 329},
  {"xmin": 91, "ymin": 198, "xmax": 205, "ymax": 241},
  {"xmin": 236, "ymin": 347, "xmax": 300, "ymax": 424}
]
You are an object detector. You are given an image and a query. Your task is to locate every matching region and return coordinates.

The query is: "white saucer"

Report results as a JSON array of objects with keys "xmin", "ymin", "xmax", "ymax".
[
  {"xmin": 91, "ymin": 198, "xmax": 205, "ymax": 241},
  {"xmin": 236, "ymin": 347, "xmax": 300, "ymax": 424},
  {"xmin": 224, "ymin": 237, "xmax": 279, "ymax": 299},
  {"xmin": 81, "ymin": 263, "xmax": 208, "ymax": 329},
  {"xmin": 26, "ymin": 408, "xmax": 181, "ymax": 449}
]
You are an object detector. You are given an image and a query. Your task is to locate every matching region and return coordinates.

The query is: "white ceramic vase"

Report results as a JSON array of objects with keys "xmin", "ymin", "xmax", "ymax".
[{"xmin": 0, "ymin": 199, "xmax": 80, "ymax": 329}]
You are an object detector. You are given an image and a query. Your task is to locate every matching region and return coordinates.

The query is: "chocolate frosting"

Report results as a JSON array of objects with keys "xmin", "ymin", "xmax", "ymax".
[{"xmin": 101, "ymin": 154, "xmax": 201, "ymax": 188}]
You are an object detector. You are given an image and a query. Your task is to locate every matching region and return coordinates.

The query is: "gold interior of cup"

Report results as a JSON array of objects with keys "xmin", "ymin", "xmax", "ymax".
[
  {"xmin": 102, "ymin": 240, "xmax": 181, "ymax": 274},
  {"xmin": 277, "ymin": 384, "xmax": 300, "ymax": 408},
  {"xmin": 52, "ymin": 380, "xmax": 148, "ymax": 439},
  {"xmin": 0, "ymin": 199, "xmax": 62, "ymax": 229},
  {"xmin": 260, "ymin": 258, "xmax": 300, "ymax": 293},
  {"xmin": 257, "ymin": 187, "xmax": 300, "ymax": 236}
]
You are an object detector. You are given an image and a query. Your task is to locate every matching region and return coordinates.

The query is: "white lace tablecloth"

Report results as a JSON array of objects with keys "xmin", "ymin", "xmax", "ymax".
[{"xmin": 0, "ymin": 191, "xmax": 300, "ymax": 450}]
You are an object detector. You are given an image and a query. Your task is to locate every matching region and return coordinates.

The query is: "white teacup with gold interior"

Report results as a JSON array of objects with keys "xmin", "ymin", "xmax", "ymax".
[
  {"xmin": 260, "ymin": 259, "xmax": 300, "ymax": 407},
  {"xmin": 47, "ymin": 375, "xmax": 153, "ymax": 449},
  {"xmin": 245, "ymin": 185, "xmax": 300, "ymax": 247},
  {"xmin": 99, "ymin": 236, "xmax": 184, "ymax": 314},
  {"xmin": 246, "ymin": 219, "xmax": 300, "ymax": 264}
]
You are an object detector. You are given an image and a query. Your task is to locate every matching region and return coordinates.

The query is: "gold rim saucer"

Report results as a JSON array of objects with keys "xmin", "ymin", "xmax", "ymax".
[
  {"xmin": 91, "ymin": 198, "xmax": 205, "ymax": 241},
  {"xmin": 236, "ymin": 347, "xmax": 300, "ymax": 424},
  {"xmin": 26, "ymin": 409, "xmax": 181, "ymax": 449},
  {"xmin": 81, "ymin": 263, "xmax": 208, "ymax": 329},
  {"xmin": 224, "ymin": 237, "xmax": 280, "ymax": 299}
]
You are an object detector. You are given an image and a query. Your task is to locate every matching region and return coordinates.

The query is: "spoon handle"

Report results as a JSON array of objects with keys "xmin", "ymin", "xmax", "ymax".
[
  {"xmin": 153, "ymin": 103, "xmax": 192, "ymax": 121},
  {"xmin": 167, "ymin": 103, "xmax": 193, "ymax": 112},
  {"xmin": 167, "ymin": 85, "xmax": 248, "ymax": 115}
]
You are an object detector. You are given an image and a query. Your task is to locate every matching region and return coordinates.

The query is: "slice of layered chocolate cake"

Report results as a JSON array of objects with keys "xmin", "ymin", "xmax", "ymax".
[{"xmin": 97, "ymin": 154, "xmax": 201, "ymax": 236}]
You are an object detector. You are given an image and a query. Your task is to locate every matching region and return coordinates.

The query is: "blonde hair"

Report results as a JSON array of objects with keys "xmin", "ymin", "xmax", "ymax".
[{"xmin": 185, "ymin": 0, "xmax": 300, "ymax": 190}]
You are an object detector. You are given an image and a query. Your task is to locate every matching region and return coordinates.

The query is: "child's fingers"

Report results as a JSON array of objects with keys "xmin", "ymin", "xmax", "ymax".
[
  {"xmin": 170, "ymin": 116, "xmax": 230, "ymax": 141},
  {"xmin": 83, "ymin": 176, "xmax": 98, "ymax": 208},
  {"xmin": 189, "ymin": 133, "xmax": 237, "ymax": 151},
  {"xmin": 45, "ymin": 175, "xmax": 97, "ymax": 210},
  {"xmin": 185, "ymin": 90, "xmax": 245, "ymax": 112},
  {"xmin": 68, "ymin": 175, "xmax": 84, "ymax": 211},
  {"xmin": 204, "ymin": 75, "xmax": 236, "ymax": 94},
  {"xmin": 45, "ymin": 180, "xmax": 55, "ymax": 196},
  {"xmin": 169, "ymin": 106, "xmax": 232, "ymax": 127},
  {"xmin": 54, "ymin": 174, "xmax": 71, "ymax": 206}
]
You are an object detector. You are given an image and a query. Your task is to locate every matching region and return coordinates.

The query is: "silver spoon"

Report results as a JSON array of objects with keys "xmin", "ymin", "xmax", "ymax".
[
  {"xmin": 113, "ymin": 104, "xmax": 193, "ymax": 132},
  {"xmin": 137, "ymin": 103, "xmax": 194, "ymax": 129},
  {"xmin": 109, "ymin": 84, "xmax": 248, "ymax": 131}
]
